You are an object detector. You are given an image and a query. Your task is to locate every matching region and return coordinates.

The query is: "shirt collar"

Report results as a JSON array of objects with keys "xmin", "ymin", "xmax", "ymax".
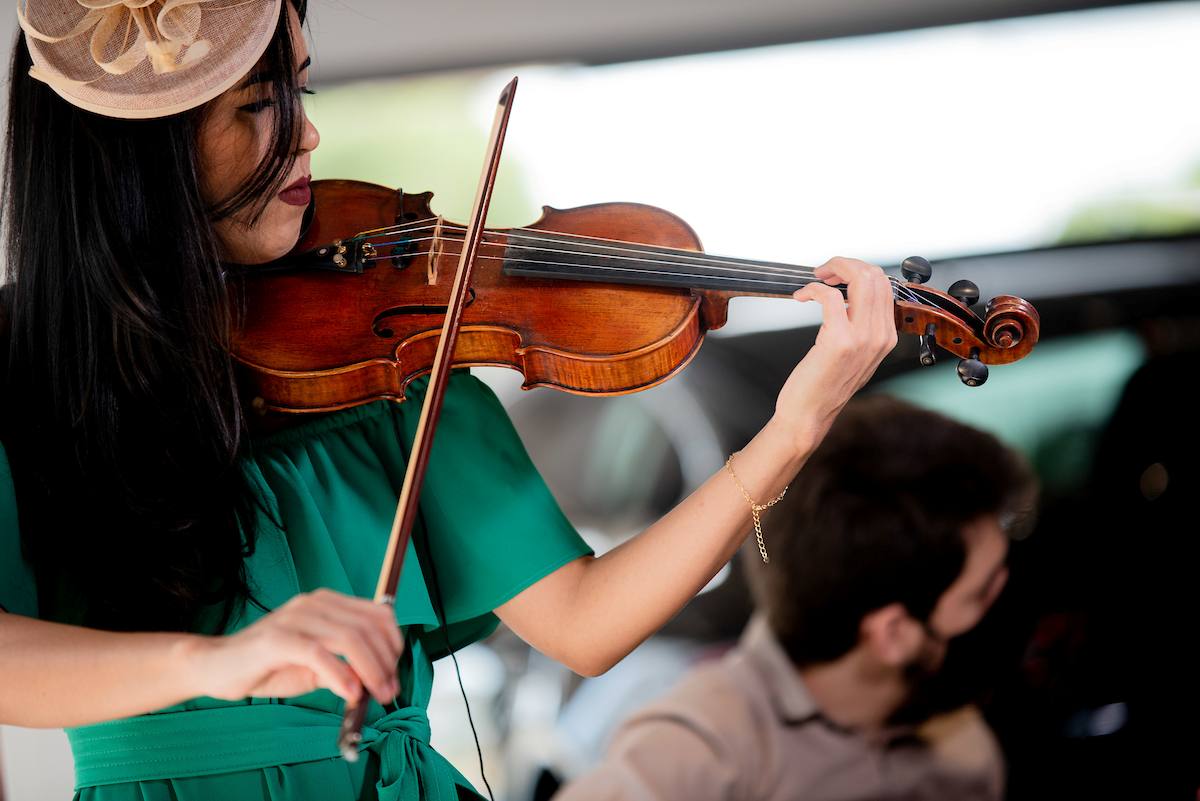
[
  {"xmin": 739, "ymin": 613, "xmax": 821, "ymax": 725},
  {"xmin": 741, "ymin": 615, "xmax": 927, "ymax": 743}
]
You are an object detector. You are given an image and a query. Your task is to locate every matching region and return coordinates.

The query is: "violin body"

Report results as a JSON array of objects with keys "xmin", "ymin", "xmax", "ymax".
[
  {"xmin": 230, "ymin": 179, "xmax": 1039, "ymax": 415},
  {"xmin": 232, "ymin": 179, "xmax": 735, "ymax": 413}
]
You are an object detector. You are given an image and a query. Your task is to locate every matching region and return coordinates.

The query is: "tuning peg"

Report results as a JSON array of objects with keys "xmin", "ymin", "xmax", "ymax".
[
  {"xmin": 919, "ymin": 323, "xmax": 937, "ymax": 366},
  {"xmin": 948, "ymin": 279, "xmax": 980, "ymax": 307},
  {"xmin": 957, "ymin": 348, "xmax": 988, "ymax": 387},
  {"xmin": 901, "ymin": 256, "xmax": 932, "ymax": 284}
]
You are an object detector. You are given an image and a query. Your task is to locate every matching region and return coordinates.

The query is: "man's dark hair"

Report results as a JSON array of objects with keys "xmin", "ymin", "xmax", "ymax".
[{"xmin": 746, "ymin": 395, "xmax": 1035, "ymax": 667}]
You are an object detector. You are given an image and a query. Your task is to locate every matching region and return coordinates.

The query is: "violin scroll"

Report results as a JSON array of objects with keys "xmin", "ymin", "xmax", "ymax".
[
  {"xmin": 982, "ymin": 295, "xmax": 1039, "ymax": 351},
  {"xmin": 893, "ymin": 257, "xmax": 1039, "ymax": 382}
]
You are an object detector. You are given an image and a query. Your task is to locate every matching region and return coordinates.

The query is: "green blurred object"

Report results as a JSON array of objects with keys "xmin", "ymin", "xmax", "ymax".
[
  {"xmin": 1058, "ymin": 198, "xmax": 1200, "ymax": 244},
  {"xmin": 877, "ymin": 330, "xmax": 1146, "ymax": 494},
  {"xmin": 305, "ymin": 74, "xmax": 538, "ymax": 226},
  {"xmin": 1057, "ymin": 160, "xmax": 1200, "ymax": 245}
]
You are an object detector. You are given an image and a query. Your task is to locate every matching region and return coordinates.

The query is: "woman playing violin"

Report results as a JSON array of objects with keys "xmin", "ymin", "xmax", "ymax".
[{"xmin": 0, "ymin": 1, "xmax": 898, "ymax": 798}]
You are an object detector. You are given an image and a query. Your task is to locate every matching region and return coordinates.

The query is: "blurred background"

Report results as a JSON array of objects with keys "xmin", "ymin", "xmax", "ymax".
[{"xmin": 2, "ymin": 0, "xmax": 1199, "ymax": 798}]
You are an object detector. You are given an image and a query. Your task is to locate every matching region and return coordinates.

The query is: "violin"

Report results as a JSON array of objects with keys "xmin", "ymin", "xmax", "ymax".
[
  {"xmin": 226, "ymin": 78, "xmax": 1039, "ymax": 757},
  {"xmin": 229, "ymin": 181, "xmax": 1039, "ymax": 415}
]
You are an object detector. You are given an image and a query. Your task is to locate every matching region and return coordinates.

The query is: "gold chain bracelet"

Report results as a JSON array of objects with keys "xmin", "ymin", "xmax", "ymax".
[{"xmin": 724, "ymin": 453, "xmax": 788, "ymax": 564}]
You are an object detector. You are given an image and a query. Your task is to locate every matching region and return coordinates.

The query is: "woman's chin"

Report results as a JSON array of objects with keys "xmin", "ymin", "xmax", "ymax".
[
  {"xmin": 253, "ymin": 235, "xmax": 298, "ymax": 265},
  {"xmin": 217, "ymin": 223, "xmax": 303, "ymax": 265}
]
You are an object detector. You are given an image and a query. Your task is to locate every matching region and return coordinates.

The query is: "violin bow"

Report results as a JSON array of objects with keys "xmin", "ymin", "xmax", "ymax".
[{"xmin": 337, "ymin": 76, "xmax": 519, "ymax": 760}]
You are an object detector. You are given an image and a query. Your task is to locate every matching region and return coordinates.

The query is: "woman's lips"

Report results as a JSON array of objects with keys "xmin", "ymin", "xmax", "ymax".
[{"xmin": 278, "ymin": 175, "xmax": 311, "ymax": 206}]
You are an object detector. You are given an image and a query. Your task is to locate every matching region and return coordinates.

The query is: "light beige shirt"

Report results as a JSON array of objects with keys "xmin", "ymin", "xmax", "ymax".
[{"xmin": 555, "ymin": 615, "xmax": 1004, "ymax": 801}]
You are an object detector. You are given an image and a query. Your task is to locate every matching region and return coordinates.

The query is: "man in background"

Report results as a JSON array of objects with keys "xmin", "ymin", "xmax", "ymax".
[{"xmin": 556, "ymin": 395, "xmax": 1036, "ymax": 801}]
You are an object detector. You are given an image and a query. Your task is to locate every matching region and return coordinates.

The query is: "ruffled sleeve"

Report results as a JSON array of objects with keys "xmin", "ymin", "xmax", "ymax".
[
  {"xmin": 0, "ymin": 440, "xmax": 38, "ymax": 618},
  {"xmin": 401, "ymin": 372, "xmax": 595, "ymax": 656},
  {"xmin": 243, "ymin": 371, "xmax": 594, "ymax": 658}
]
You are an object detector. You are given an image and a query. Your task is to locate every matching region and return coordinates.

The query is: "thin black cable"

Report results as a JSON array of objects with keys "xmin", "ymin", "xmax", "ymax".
[{"xmin": 416, "ymin": 506, "xmax": 497, "ymax": 801}]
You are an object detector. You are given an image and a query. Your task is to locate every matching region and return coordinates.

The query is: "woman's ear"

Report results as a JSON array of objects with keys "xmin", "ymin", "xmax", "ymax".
[{"xmin": 860, "ymin": 603, "xmax": 924, "ymax": 667}]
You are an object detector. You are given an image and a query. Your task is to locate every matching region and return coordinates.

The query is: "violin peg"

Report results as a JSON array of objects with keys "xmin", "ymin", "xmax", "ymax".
[
  {"xmin": 957, "ymin": 349, "xmax": 989, "ymax": 387},
  {"xmin": 948, "ymin": 279, "xmax": 980, "ymax": 307},
  {"xmin": 919, "ymin": 323, "xmax": 937, "ymax": 366},
  {"xmin": 901, "ymin": 256, "xmax": 933, "ymax": 284}
]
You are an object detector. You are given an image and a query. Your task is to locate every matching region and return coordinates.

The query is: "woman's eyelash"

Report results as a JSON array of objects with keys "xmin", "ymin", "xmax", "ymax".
[
  {"xmin": 238, "ymin": 88, "xmax": 316, "ymax": 113},
  {"xmin": 238, "ymin": 99, "xmax": 276, "ymax": 113}
]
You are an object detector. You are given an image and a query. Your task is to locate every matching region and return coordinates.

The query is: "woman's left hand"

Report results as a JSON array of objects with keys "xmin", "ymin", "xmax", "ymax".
[{"xmin": 770, "ymin": 257, "xmax": 898, "ymax": 454}]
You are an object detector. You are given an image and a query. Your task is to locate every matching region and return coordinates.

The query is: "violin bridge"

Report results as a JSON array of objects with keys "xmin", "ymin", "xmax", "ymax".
[{"xmin": 427, "ymin": 215, "xmax": 446, "ymax": 284}]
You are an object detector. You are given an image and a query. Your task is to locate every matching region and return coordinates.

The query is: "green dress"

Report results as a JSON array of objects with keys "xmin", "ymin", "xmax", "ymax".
[{"xmin": 0, "ymin": 372, "xmax": 594, "ymax": 801}]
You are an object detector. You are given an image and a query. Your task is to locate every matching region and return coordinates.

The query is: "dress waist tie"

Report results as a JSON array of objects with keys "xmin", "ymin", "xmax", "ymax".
[{"xmin": 67, "ymin": 702, "xmax": 470, "ymax": 800}]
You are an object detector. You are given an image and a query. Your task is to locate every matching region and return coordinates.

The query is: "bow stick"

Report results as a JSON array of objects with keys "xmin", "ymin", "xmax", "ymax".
[{"xmin": 337, "ymin": 76, "xmax": 519, "ymax": 760}]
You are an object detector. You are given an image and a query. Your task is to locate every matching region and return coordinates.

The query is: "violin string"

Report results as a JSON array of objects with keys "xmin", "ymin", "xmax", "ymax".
[
  {"xmin": 356, "ymin": 216, "xmax": 794, "ymax": 272},
  {"xmin": 459, "ymin": 249, "xmax": 932, "ymax": 308},
  {"xmin": 359, "ymin": 248, "xmax": 931, "ymax": 309},
  {"xmin": 340, "ymin": 218, "xmax": 932, "ymax": 306},
  {"xmin": 405, "ymin": 251, "xmax": 822, "ymax": 289},
  {"xmin": 364, "ymin": 235, "xmax": 826, "ymax": 280},
  {"xmin": 355, "ymin": 237, "xmax": 930, "ymax": 308},
  {"xmin": 362, "ymin": 224, "xmax": 831, "ymax": 280},
  {"xmin": 358, "ymin": 225, "xmax": 933, "ymax": 306},
  {"xmin": 360, "ymin": 244, "xmax": 923, "ymax": 305},
  {"xmin": 350, "ymin": 216, "xmax": 831, "ymax": 280},
  {"xmin": 361, "ymin": 227, "xmax": 827, "ymax": 281},
  {"xmin": 351, "ymin": 218, "xmax": 930, "ymax": 300}
]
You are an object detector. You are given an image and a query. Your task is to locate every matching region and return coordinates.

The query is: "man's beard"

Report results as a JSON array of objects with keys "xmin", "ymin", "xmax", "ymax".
[{"xmin": 887, "ymin": 623, "xmax": 994, "ymax": 726}]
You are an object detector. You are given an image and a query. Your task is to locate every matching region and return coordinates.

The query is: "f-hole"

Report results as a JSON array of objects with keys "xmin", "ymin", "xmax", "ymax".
[{"xmin": 372, "ymin": 288, "xmax": 477, "ymax": 338}]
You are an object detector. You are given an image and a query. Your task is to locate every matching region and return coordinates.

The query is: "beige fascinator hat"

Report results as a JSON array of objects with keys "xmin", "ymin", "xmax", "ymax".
[{"xmin": 17, "ymin": 0, "xmax": 283, "ymax": 119}]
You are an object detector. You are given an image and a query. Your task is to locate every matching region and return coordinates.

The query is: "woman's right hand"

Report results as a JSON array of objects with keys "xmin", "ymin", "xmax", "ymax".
[{"xmin": 182, "ymin": 588, "xmax": 405, "ymax": 705}]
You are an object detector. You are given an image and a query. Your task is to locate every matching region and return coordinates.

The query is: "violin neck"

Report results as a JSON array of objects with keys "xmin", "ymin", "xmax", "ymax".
[{"xmin": 498, "ymin": 233, "xmax": 808, "ymax": 298}]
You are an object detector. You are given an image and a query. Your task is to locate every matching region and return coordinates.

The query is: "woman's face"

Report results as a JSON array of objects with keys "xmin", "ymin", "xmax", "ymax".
[{"xmin": 198, "ymin": 3, "xmax": 320, "ymax": 265}]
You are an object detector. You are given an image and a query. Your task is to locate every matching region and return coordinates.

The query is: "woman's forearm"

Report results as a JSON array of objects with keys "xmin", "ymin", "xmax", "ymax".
[
  {"xmin": 0, "ymin": 612, "xmax": 202, "ymax": 728},
  {"xmin": 498, "ymin": 412, "xmax": 823, "ymax": 677},
  {"xmin": 570, "ymin": 414, "xmax": 815, "ymax": 672}
]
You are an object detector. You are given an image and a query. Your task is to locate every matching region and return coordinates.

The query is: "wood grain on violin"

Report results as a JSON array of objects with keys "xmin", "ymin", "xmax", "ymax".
[{"xmin": 229, "ymin": 179, "xmax": 1040, "ymax": 415}]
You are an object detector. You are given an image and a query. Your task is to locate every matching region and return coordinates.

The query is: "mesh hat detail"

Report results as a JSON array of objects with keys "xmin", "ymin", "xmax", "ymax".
[{"xmin": 18, "ymin": 0, "xmax": 283, "ymax": 119}]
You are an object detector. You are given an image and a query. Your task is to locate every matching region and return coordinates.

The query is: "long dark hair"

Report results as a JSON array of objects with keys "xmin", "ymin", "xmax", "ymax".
[{"xmin": 1, "ymin": 0, "xmax": 307, "ymax": 632}]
